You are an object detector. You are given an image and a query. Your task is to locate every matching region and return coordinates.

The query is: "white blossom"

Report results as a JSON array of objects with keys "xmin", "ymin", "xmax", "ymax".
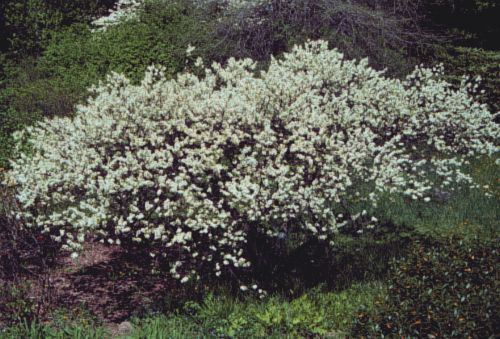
[
  {"xmin": 92, "ymin": 0, "xmax": 143, "ymax": 30},
  {"xmin": 5, "ymin": 41, "xmax": 498, "ymax": 282}
]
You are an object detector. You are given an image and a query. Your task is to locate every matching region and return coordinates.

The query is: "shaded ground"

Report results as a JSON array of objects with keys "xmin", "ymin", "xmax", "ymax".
[
  {"xmin": 2, "ymin": 226, "xmax": 407, "ymax": 329},
  {"xmin": 12, "ymin": 243, "xmax": 180, "ymax": 327}
]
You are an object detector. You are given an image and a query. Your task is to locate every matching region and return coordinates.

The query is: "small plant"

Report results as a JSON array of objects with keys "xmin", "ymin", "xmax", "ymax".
[
  {"xmin": 128, "ymin": 282, "xmax": 383, "ymax": 337},
  {"xmin": 0, "ymin": 281, "xmax": 38, "ymax": 325},
  {"xmin": 0, "ymin": 319, "xmax": 109, "ymax": 339}
]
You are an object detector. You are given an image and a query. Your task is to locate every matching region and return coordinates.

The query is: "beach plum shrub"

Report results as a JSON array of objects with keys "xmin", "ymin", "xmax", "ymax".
[{"xmin": 4, "ymin": 41, "xmax": 498, "ymax": 284}]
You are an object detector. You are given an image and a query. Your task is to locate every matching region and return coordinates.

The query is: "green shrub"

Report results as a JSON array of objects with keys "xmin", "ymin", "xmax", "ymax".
[
  {"xmin": 38, "ymin": 1, "xmax": 212, "ymax": 84},
  {"xmin": 352, "ymin": 237, "xmax": 499, "ymax": 337}
]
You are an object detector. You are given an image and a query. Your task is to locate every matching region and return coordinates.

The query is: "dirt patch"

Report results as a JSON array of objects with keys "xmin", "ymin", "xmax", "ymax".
[
  {"xmin": 1, "ymin": 241, "xmax": 182, "ymax": 329},
  {"xmin": 51, "ymin": 243, "xmax": 177, "ymax": 323}
]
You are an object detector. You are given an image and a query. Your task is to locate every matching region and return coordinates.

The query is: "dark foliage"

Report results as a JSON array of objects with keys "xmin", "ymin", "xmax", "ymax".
[
  {"xmin": 352, "ymin": 237, "xmax": 500, "ymax": 338},
  {"xmin": 0, "ymin": 184, "xmax": 60, "ymax": 326},
  {"xmin": 423, "ymin": 0, "xmax": 499, "ymax": 49},
  {"xmin": 211, "ymin": 0, "xmax": 430, "ymax": 76},
  {"xmin": 0, "ymin": 0, "xmax": 115, "ymax": 57}
]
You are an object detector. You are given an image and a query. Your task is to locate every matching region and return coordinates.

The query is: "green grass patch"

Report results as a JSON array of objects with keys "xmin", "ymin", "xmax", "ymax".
[
  {"xmin": 375, "ymin": 156, "xmax": 499, "ymax": 240},
  {"xmin": 127, "ymin": 281, "xmax": 385, "ymax": 338},
  {"xmin": 0, "ymin": 281, "xmax": 385, "ymax": 338}
]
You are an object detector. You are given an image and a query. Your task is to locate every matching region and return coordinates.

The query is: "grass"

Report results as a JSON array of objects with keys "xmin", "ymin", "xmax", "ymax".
[
  {"xmin": 0, "ymin": 322, "xmax": 108, "ymax": 339},
  {"xmin": 0, "ymin": 307, "xmax": 106, "ymax": 339},
  {"xmin": 0, "ymin": 281, "xmax": 385, "ymax": 338},
  {"xmin": 375, "ymin": 156, "xmax": 499, "ymax": 240}
]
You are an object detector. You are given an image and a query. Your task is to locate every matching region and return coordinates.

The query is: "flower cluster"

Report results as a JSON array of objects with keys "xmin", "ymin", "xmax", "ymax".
[
  {"xmin": 92, "ymin": 0, "xmax": 144, "ymax": 30},
  {"xmin": 91, "ymin": 0, "xmax": 263, "ymax": 30},
  {"xmin": 5, "ymin": 41, "xmax": 498, "ymax": 283}
]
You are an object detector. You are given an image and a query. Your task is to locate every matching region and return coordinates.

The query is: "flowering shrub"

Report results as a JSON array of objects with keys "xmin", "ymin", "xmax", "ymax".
[{"xmin": 4, "ymin": 41, "xmax": 499, "ymax": 284}]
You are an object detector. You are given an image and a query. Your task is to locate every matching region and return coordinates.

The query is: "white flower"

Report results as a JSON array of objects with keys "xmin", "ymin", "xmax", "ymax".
[
  {"xmin": 6, "ymin": 40, "xmax": 497, "ymax": 285},
  {"xmin": 186, "ymin": 44, "xmax": 196, "ymax": 56},
  {"xmin": 92, "ymin": 0, "xmax": 143, "ymax": 30}
]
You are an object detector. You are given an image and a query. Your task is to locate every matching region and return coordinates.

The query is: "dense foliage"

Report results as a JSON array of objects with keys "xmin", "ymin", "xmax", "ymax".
[
  {"xmin": 0, "ymin": 0, "xmax": 115, "ymax": 56},
  {"xmin": 423, "ymin": 0, "xmax": 499, "ymax": 49},
  {"xmin": 4, "ymin": 41, "xmax": 498, "ymax": 287},
  {"xmin": 353, "ymin": 237, "xmax": 499, "ymax": 337},
  {"xmin": 214, "ymin": 0, "xmax": 429, "ymax": 74},
  {"xmin": 435, "ymin": 45, "xmax": 500, "ymax": 113},
  {"xmin": 91, "ymin": 0, "xmax": 428, "ymax": 75}
]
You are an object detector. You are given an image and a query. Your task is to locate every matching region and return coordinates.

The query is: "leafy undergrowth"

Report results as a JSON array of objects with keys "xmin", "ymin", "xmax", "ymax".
[
  {"xmin": 353, "ymin": 237, "xmax": 499, "ymax": 338},
  {"xmin": 130, "ymin": 282, "xmax": 385, "ymax": 338},
  {"xmin": 1, "ymin": 282, "xmax": 385, "ymax": 338}
]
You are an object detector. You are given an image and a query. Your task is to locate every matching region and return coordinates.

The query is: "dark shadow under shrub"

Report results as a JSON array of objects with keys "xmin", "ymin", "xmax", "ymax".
[{"xmin": 243, "ymin": 222, "xmax": 414, "ymax": 296}]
